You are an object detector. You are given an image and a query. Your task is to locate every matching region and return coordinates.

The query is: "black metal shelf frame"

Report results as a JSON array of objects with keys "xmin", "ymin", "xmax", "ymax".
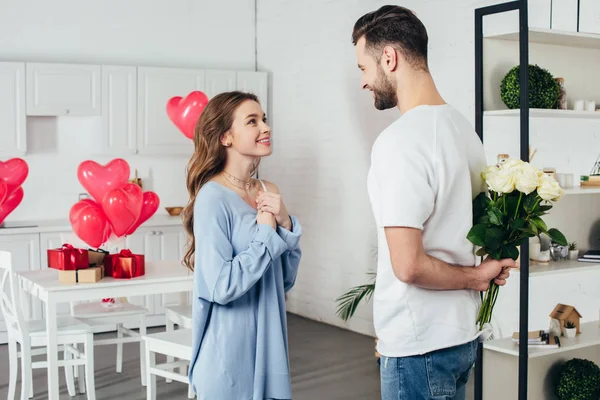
[{"xmin": 474, "ymin": 1, "xmax": 530, "ymax": 399}]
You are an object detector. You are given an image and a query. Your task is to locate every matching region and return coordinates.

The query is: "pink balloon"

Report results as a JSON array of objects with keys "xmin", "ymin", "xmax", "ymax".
[
  {"xmin": 77, "ymin": 159, "xmax": 130, "ymax": 203},
  {"xmin": 126, "ymin": 191, "xmax": 160, "ymax": 235},
  {"xmin": 0, "ymin": 181, "xmax": 7, "ymax": 206},
  {"xmin": 0, "ymin": 186, "xmax": 24, "ymax": 225},
  {"xmin": 0, "ymin": 158, "xmax": 29, "ymax": 196},
  {"xmin": 102, "ymin": 183, "xmax": 143, "ymax": 237},
  {"xmin": 69, "ymin": 200, "xmax": 112, "ymax": 249},
  {"xmin": 166, "ymin": 91, "xmax": 209, "ymax": 139}
]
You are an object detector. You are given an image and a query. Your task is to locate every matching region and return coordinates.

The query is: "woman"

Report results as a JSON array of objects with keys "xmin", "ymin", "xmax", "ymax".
[{"xmin": 182, "ymin": 91, "xmax": 302, "ymax": 400}]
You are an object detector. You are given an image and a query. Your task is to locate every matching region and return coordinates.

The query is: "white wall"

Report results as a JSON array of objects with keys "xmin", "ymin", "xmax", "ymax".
[{"xmin": 0, "ymin": 0, "xmax": 256, "ymax": 221}]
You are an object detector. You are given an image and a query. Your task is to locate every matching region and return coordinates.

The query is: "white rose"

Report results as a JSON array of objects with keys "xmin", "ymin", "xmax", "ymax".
[
  {"xmin": 502, "ymin": 158, "xmax": 525, "ymax": 171},
  {"xmin": 514, "ymin": 163, "xmax": 542, "ymax": 194},
  {"xmin": 481, "ymin": 165, "xmax": 499, "ymax": 182},
  {"xmin": 538, "ymin": 174, "xmax": 564, "ymax": 201},
  {"xmin": 486, "ymin": 165, "xmax": 515, "ymax": 194}
]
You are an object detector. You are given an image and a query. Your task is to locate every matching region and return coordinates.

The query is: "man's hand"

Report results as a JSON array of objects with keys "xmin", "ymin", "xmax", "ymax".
[{"xmin": 470, "ymin": 257, "xmax": 516, "ymax": 291}]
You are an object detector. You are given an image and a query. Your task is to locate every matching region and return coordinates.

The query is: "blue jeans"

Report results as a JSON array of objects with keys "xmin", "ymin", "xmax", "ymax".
[{"xmin": 379, "ymin": 339, "xmax": 478, "ymax": 400}]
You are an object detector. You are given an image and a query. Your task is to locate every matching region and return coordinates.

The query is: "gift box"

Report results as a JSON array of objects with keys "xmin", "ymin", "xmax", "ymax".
[
  {"xmin": 104, "ymin": 249, "xmax": 145, "ymax": 279},
  {"xmin": 59, "ymin": 265, "xmax": 104, "ymax": 283},
  {"xmin": 48, "ymin": 244, "xmax": 89, "ymax": 271},
  {"xmin": 87, "ymin": 249, "xmax": 108, "ymax": 267}
]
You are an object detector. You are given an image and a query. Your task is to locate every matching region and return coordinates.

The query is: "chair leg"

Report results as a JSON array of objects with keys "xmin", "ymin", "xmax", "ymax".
[
  {"xmin": 73, "ymin": 343, "xmax": 79, "ymax": 379},
  {"xmin": 64, "ymin": 346, "xmax": 76, "ymax": 396},
  {"xmin": 20, "ymin": 342, "xmax": 32, "ymax": 400},
  {"xmin": 8, "ymin": 339, "xmax": 17, "ymax": 400},
  {"xmin": 140, "ymin": 315, "xmax": 147, "ymax": 387},
  {"xmin": 165, "ymin": 317, "xmax": 174, "ymax": 383},
  {"xmin": 116, "ymin": 323, "xmax": 124, "ymax": 373},
  {"xmin": 145, "ymin": 344, "xmax": 156, "ymax": 400},
  {"xmin": 187, "ymin": 383, "xmax": 195, "ymax": 399},
  {"xmin": 84, "ymin": 334, "xmax": 96, "ymax": 400},
  {"xmin": 78, "ymin": 344, "xmax": 86, "ymax": 394}
]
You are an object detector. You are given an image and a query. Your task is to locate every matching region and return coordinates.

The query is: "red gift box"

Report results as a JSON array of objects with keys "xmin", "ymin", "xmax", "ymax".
[
  {"xmin": 47, "ymin": 244, "xmax": 89, "ymax": 271},
  {"xmin": 104, "ymin": 249, "xmax": 145, "ymax": 279}
]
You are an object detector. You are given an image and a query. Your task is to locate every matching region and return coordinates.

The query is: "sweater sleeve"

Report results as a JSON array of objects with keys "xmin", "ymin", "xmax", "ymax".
[
  {"xmin": 277, "ymin": 216, "xmax": 302, "ymax": 292},
  {"xmin": 193, "ymin": 194, "xmax": 288, "ymax": 305}
]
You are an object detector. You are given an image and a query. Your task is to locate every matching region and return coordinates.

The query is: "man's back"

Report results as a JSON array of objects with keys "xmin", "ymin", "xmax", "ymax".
[{"xmin": 367, "ymin": 104, "xmax": 487, "ymax": 357}]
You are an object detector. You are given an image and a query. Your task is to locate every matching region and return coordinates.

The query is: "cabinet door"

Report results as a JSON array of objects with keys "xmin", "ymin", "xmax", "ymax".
[
  {"xmin": 101, "ymin": 65, "xmax": 137, "ymax": 155},
  {"xmin": 123, "ymin": 231, "xmax": 157, "ymax": 314},
  {"xmin": 0, "ymin": 233, "xmax": 42, "ymax": 340},
  {"xmin": 0, "ymin": 62, "xmax": 26, "ymax": 156},
  {"xmin": 151, "ymin": 226, "xmax": 189, "ymax": 312},
  {"xmin": 26, "ymin": 62, "xmax": 101, "ymax": 116},
  {"xmin": 137, "ymin": 67, "xmax": 204, "ymax": 156},
  {"xmin": 237, "ymin": 71, "xmax": 269, "ymax": 114},
  {"xmin": 204, "ymin": 70, "xmax": 236, "ymax": 98}
]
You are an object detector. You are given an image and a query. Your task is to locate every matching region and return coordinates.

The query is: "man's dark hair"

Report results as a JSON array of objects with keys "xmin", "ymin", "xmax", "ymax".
[{"xmin": 352, "ymin": 5, "xmax": 429, "ymax": 71}]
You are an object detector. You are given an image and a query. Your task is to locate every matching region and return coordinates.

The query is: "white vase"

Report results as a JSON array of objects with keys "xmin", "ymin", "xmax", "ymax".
[
  {"xmin": 569, "ymin": 250, "xmax": 579, "ymax": 260},
  {"xmin": 530, "ymin": 242, "xmax": 541, "ymax": 260},
  {"xmin": 563, "ymin": 327, "xmax": 577, "ymax": 338}
]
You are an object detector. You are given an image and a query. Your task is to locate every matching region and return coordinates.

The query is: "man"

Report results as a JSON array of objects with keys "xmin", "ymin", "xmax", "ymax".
[{"xmin": 352, "ymin": 6, "xmax": 515, "ymax": 400}]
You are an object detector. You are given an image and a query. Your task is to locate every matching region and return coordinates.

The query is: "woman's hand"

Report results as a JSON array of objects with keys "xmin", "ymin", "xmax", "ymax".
[
  {"xmin": 256, "ymin": 191, "xmax": 292, "ymax": 230},
  {"xmin": 256, "ymin": 209, "xmax": 276, "ymax": 230}
]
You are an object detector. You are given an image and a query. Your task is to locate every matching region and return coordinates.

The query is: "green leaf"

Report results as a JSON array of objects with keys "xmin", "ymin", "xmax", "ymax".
[
  {"xmin": 539, "ymin": 205, "xmax": 552, "ymax": 212},
  {"xmin": 505, "ymin": 196, "xmax": 520, "ymax": 218},
  {"xmin": 476, "ymin": 247, "xmax": 488, "ymax": 257},
  {"xmin": 477, "ymin": 215, "xmax": 491, "ymax": 225},
  {"xmin": 335, "ymin": 282, "xmax": 375, "ymax": 321},
  {"xmin": 523, "ymin": 194, "xmax": 538, "ymax": 213},
  {"xmin": 473, "ymin": 192, "xmax": 491, "ymax": 222},
  {"xmin": 485, "ymin": 227, "xmax": 504, "ymax": 251},
  {"xmin": 487, "ymin": 208, "xmax": 504, "ymax": 226},
  {"xmin": 467, "ymin": 224, "xmax": 487, "ymax": 247},
  {"xmin": 530, "ymin": 217, "xmax": 548, "ymax": 233},
  {"xmin": 502, "ymin": 245, "xmax": 520, "ymax": 260},
  {"xmin": 489, "ymin": 248, "xmax": 502, "ymax": 260},
  {"xmin": 547, "ymin": 228, "xmax": 568, "ymax": 246},
  {"xmin": 511, "ymin": 219, "xmax": 526, "ymax": 230}
]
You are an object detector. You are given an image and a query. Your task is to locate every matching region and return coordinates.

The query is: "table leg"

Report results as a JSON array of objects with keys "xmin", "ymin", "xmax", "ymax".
[{"xmin": 46, "ymin": 299, "xmax": 59, "ymax": 400}]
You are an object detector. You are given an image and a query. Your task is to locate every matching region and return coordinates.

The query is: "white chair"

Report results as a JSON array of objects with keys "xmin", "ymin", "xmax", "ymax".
[
  {"xmin": 59, "ymin": 233, "xmax": 149, "ymax": 386},
  {"xmin": 0, "ymin": 250, "xmax": 96, "ymax": 400},
  {"xmin": 163, "ymin": 301, "xmax": 192, "ymax": 385},
  {"xmin": 144, "ymin": 328, "xmax": 194, "ymax": 400}
]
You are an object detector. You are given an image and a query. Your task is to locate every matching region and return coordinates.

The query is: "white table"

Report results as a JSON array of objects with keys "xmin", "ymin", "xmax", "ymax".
[{"xmin": 17, "ymin": 260, "xmax": 194, "ymax": 400}]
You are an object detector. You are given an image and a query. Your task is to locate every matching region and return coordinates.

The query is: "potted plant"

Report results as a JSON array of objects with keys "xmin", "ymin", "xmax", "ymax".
[
  {"xmin": 568, "ymin": 242, "xmax": 579, "ymax": 260},
  {"xmin": 335, "ymin": 272, "xmax": 376, "ymax": 322},
  {"xmin": 563, "ymin": 321, "xmax": 577, "ymax": 338},
  {"xmin": 555, "ymin": 358, "xmax": 600, "ymax": 400}
]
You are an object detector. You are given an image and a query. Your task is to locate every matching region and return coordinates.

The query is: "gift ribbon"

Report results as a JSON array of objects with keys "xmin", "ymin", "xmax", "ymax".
[
  {"xmin": 111, "ymin": 249, "xmax": 144, "ymax": 279},
  {"xmin": 61, "ymin": 243, "xmax": 87, "ymax": 269}
]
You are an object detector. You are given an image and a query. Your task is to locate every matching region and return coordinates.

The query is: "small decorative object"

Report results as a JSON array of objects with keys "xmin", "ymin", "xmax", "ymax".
[
  {"xmin": 104, "ymin": 249, "xmax": 145, "ymax": 279},
  {"xmin": 128, "ymin": 169, "xmax": 143, "ymax": 189},
  {"xmin": 165, "ymin": 206, "xmax": 183, "ymax": 216},
  {"xmin": 585, "ymin": 100, "xmax": 596, "ymax": 112},
  {"xmin": 563, "ymin": 321, "xmax": 577, "ymax": 338},
  {"xmin": 58, "ymin": 265, "xmax": 104, "ymax": 283},
  {"xmin": 497, "ymin": 154, "xmax": 509, "ymax": 165},
  {"xmin": 555, "ymin": 78, "xmax": 567, "ymax": 110},
  {"xmin": 550, "ymin": 303, "xmax": 582, "ymax": 335},
  {"xmin": 551, "ymin": 243, "xmax": 569, "ymax": 261},
  {"xmin": 530, "ymin": 238, "xmax": 541, "ymax": 260},
  {"xmin": 47, "ymin": 244, "xmax": 89, "ymax": 271},
  {"xmin": 549, "ymin": 318, "xmax": 562, "ymax": 336},
  {"xmin": 555, "ymin": 358, "xmax": 600, "ymax": 400},
  {"xmin": 568, "ymin": 242, "xmax": 579, "ymax": 260},
  {"xmin": 500, "ymin": 64, "xmax": 560, "ymax": 110},
  {"xmin": 574, "ymin": 99, "xmax": 585, "ymax": 111},
  {"xmin": 468, "ymin": 158, "xmax": 567, "ymax": 329}
]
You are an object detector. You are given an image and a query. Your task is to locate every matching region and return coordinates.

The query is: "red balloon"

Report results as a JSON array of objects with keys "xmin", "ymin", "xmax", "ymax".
[
  {"xmin": 70, "ymin": 200, "xmax": 112, "ymax": 248},
  {"xmin": 126, "ymin": 191, "xmax": 160, "ymax": 235},
  {"xmin": 102, "ymin": 183, "xmax": 143, "ymax": 237},
  {"xmin": 166, "ymin": 91, "xmax": 209, "ymax": 139},
  {"xmin": 0, "ymin": 158, "xmax": 29, "ymax": 196},
  {"xmin": 77, "ymin": 159, "xmax": 130, "ymax": 203},
  {"xmin": 0, "ymin": 187, "xmax": 24, "ymax": 225},
  {"xmin": 0, "ymin": 181, "xmax": 7, "ymax": 206}
]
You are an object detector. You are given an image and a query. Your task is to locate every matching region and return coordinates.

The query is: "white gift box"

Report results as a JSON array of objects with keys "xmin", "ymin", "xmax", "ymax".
[
  {"xmin": 551, "ymin": 0, "xmax": 579, "ymax": 32},
  {"xmin": 579, "ymin": 0, "xmax": 600, "ymax": 35}
]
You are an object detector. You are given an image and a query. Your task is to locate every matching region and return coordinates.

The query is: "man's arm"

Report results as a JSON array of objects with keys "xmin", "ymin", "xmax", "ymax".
[{"xmin": 385, "ymin": 227, "xmax": 514, "ymax": 291}]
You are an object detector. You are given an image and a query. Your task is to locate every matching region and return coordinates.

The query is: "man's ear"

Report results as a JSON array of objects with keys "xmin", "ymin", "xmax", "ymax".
[{"xmin": 381, "ymin": 45, "xmax": 398, "ymax": 72}]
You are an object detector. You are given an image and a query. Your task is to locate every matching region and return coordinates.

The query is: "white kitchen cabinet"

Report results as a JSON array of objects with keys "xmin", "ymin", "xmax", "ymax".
[
  {"xmin": 26, "ymin": 62, "xmax": 101, "ymax": 116},
  {"xmin": 137, "ymin": 66, "xmax": 204, "ymax": 156},
  {"xmin": 0, "ymin": 62, "xmax": 26, "ymax": 156},
  {"xmin": 237, "ymin": 71, "xmax": 269, "ymax": 115},
  {"xmin": 205, "ymin": 70, "xmax": 237, "ymax": 98},
  {"xmin": 101, "ymin": 65, "xmax": 137, "ymax": 155},
  {"xmin": 0, "ymin": 233, "xmax": 42, "ymax": 344}
]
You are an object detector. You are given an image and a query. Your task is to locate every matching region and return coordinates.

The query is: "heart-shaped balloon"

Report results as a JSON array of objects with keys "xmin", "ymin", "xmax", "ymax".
[
  {"xmin": 102, "ymin": 183, "xmax": 143, "ymax": 237},
  {"xmin": 0, "ymin": 158, "xmax": 29, "ymax": 196},
  {"xmin": 126, "ymin": 191, "xmax": 160, "ymax": 235},
  {"xmin": 69, "ymin": 199, "xmax": 112, "ymax": 248},
  {"xmin": 77, "ymin": 159, "xmax": 130, "ymax": 203},
  {"xmin": 166, "ymin": 91, "xmax": 209, "ymax": 139},
  {"xmin": 0, "ymin": 182, "xmax": 7, "ymax": 206},
  {"xmin": 0, "ymin": 187, "xmax": 24, "ymax": 225}
]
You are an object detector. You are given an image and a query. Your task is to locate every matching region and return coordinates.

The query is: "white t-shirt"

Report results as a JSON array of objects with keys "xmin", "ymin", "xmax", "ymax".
[{"xmin": 367, "ymin": 104, "xmax": 487, "ymax": 357}]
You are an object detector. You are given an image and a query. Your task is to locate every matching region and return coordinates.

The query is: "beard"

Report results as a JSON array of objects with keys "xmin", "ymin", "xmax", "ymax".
[{"xmin": 372, "ymin": 67, "xmax": 398, "ymax": 110}]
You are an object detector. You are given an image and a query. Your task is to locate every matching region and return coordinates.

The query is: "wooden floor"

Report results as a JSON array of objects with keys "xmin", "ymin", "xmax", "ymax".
[{"xmin": 0, "ymin": 314, "xmax": 474, "ymax": 399}]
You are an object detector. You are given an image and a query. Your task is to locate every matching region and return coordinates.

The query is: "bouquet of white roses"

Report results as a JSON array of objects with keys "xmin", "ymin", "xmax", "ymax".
[{"xmin": 467, "ymin": 158, "xmax": 568, "ymax": 330}]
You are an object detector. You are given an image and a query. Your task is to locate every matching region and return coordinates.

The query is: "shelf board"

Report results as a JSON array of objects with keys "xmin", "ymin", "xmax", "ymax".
[
  {"xmin": 518, "ymin": 259, "xmax": 600, "ymax": 277},
  {"xmin": 483, "ymin": 321, "xmax": 600, "ymax": 358},
  {"xmin": 485, "ymin": 28, "xmax": 600, "ymax": 49},
  {"xmin": 484, "ymin": 109, "xmax": 600, "ymax": 119},
  {"xmin": 564, "ymin": 186, "xmax": 600, "ymax": 195}
]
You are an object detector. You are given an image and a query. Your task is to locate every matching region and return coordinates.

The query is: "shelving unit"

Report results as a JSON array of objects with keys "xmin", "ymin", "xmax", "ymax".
[
  {"xmin": 526, "ymin": 259, "xmax": 600, "ymax": 277},
  {"xmin": 485, "ymin": 109, "xmax": 600, "ymax": 119},
  {"xmin": 485, "ymin": 27, "xmax": 600, "ymax": 49}
]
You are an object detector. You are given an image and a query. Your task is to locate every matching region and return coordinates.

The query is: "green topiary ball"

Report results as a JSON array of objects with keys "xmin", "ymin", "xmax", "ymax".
[
  {"xmin": 556, "ymin": 358, "xmax": 600, "ymax": 400},
  {"xmin": 500, "ymin": 64, "xmax": 560, "ymax": 109}
]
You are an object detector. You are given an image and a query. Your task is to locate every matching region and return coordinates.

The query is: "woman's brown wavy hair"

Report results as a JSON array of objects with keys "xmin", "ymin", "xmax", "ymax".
[{"xmin": 182, "ymin": 91, "xmax": 261, "ymax": 271}]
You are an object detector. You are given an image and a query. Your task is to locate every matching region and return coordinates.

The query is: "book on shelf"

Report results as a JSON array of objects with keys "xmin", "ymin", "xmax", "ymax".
[
  {"xmin": 579, "ymin": 250, "xmax": 600, "ymax": 260},
  {"xmin": 512, "ymin": 330, "xmax": 561, "ymax": 349}
]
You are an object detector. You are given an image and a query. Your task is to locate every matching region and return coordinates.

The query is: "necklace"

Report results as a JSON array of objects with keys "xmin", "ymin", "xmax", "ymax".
[{"xmin": 222, "ymin": 171, "xmax": 252, "ymax": 191}]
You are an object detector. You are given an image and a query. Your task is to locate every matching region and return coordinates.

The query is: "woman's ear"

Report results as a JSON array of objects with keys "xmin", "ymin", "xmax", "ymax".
[{"xmin": 220, "ymin": 131, "xmax": 232, "ymax": 147}]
